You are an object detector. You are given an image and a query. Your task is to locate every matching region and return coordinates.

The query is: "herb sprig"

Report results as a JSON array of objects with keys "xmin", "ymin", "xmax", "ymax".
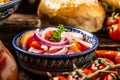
[{"xmin": 50, "ymin": 24, "xmax": 67, "ymax": 41}]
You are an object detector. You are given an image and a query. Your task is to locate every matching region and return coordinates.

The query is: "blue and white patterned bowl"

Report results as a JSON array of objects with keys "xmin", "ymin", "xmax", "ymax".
[
  {"xmin": 12, "ymin": 26, "xmax": 99, "ymax": 75},
  {"xmin": 0, "ymin": 0, "xmax": 21, "ymax": 25}
]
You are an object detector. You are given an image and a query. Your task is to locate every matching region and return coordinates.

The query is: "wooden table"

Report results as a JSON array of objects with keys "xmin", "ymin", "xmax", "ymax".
[{"xmin": 0, "ymin": 13, "xmax": 120, "ymax": 80}]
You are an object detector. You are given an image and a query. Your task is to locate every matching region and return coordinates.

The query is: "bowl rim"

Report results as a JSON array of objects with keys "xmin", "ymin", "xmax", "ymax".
[
  {"xmin": 12, "ymin": 26, "xmax": 99, "ymax": 59},
  {"xmin": 0, "ymin": 0, "xmax": 21, "ymax": 9}
]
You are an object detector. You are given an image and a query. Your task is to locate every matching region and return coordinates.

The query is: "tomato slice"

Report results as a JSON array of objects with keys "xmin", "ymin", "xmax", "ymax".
[
  {"xmin": 26, "ymin": 35, "xmax": 43, "ymax": 50},
  {"xmin": 27, "ymin": 36, "xmax": 35, "ymax": 46},
  {"xmin": 78, "ymin": 41, "xmax": 90, "ymax": 51},
  {"xmin": 45, "ymin": 31, "xmax": 54, "ymax": 41},
  {"xmin": 45, "ymin": 30, "xmax": 60, "ymax": 42},
  {"xmin": 29, "ymin": 41, "xmax": 42, "ymax": 49}
]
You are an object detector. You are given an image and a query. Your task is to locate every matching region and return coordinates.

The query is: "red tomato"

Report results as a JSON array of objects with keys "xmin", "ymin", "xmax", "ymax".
[
  {"xmin": 45, "ymin": 31, "xmax": 54, "ymax": 39},
  {"xmin": 90, "ymin": 58, "xmax": 115, "ymax": 79},
  {"xmin": 106, "ymin": 13, "xmax": 120, "ymax": 27},
  {"xmin": 104, "ymin": 73, "xmax": 117, "ymax": 80},
  {"xmin": 78, "ymin": 41, "xmax": 90, "ymax": 51},
  {"xmin": 67, "ymin": 75, "xmax": 76, "ymax": 80},
  {"xmin": 67, "ymin": 68, "xmax": 92, "ymax": 80},
  {"xmin": 45, "ymin": 30, "xmax": 60, "ymax": 42},
  {"xmin": 104, "ymin": 75, "xmax": 114, "ymax": 80},
  {"xmin": 26, "ymin": 36, "xmax": 43, "ymax": 50},
  {"xmin": 109, "ymin": 24, "xmax": 120, "ymax": 41},
  {"xmin": 45, "ymin": 31, "xmax": 55, "ymax": 41},
  {"xmin": 90, "ymin": 58, "xmax": 115, "ymax": 72},
  {"xmin": 53, "ymin": 76, "xmax": 67, "ymax": 80},
  {"xmin": 95, "ymin": 50, "xmax": 118, "ymax": 58},
  {"xmin": 115, "ymin": 51, "xmax": 120, "ymax": 64},
  {"xmin": 27, "ymin": 36, "xmax": 35, "ymax": 45},
  {"xmin": 29, "ymin": 41, "xmax": 42, "ymax": 49},
  {"xmin": 79, "ymin": 68, "xmax": 93, "ymax": 75}
]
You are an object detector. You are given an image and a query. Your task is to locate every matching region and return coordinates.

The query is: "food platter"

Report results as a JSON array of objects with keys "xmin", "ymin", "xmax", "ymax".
[
  {"xmin": 0, "ymin": 0, "xmax": 120, "ymax": 80},
  {"xmin": 0, "ymin": 13, "xmax": 119, "ymax": 80}
]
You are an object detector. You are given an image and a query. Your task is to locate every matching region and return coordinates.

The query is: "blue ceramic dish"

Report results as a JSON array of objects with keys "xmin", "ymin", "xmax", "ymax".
[
  {"xmin": 12, "ymin": 26, "xmax": 99, "ymax": 75},
  {"xmin": 0, "ymin": 0, "xmax": 21, "ymax": 24}
]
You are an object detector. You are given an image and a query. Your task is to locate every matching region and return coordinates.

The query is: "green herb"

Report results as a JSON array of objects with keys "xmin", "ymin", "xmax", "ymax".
[
  {"xmin": 50, "ymin": 24, "xmax": 67, "ymax": 41},
  {"xmin": 102, "ymin": 2, "xmax": 116, "ymax": 11}
]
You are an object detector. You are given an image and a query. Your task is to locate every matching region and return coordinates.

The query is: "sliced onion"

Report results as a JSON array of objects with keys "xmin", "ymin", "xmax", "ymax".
[
  {"xmin": 34, "ymin": 29, "xmax": 68, "ymax": 46},
  {"xmin": 45, "ymin": 47, "xmax": 68, "ymax": 55},
  {"xmin": 64, "ymin": 32, "xmax": 92, "ymax": 48},
  {"xmin": 53, "ymin": 47, "xmax": 68, "ymax": 54},
  {"xmin": 66, "ymin": 32, "xmax": 83, "ymax": 39},
  {"xmin": 49, "ymin": 44, "xmax": 72, "ymax": 50},
  {"xmin": 73, "ymin": 37, "xmax": 92, "ymax": 48},
  {"xmin": 62, "ymin": 32, "xmax": 74, "ymax": 43},
  {"xmin": 41, "ymin": 27, "xmax": 57, "ymax": 39},
  {"xmin": 41, "ymin": 44, "xmax": 48, "ymax": 51},
  {"xmin": 62, "ymin": 32, "xmax": 84, "ymax": 43},
  {"xmin": 28, "ymin": 47, "xmax": 43, "ymax": 54}
]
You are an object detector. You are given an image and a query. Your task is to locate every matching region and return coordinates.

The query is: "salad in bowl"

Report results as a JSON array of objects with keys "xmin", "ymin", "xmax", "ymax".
[
  {"xmin": 20, "ymin": 24, "xmax": 93, "ymax": 55},
  {"xmin": 12, "ymin": 25, "xmax": 98, "ymax": 75}
]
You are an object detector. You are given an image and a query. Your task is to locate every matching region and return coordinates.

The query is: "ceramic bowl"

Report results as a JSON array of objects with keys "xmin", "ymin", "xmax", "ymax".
[
  {"xmin": 12, "ymin": 26, "xmax": 99, "ymax": 75},
  {"xmin": 0, "ymin": 0, "xmax": 21, "ymax": 25}
]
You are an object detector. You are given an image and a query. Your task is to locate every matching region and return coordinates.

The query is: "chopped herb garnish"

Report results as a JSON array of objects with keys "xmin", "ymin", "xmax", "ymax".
[{"xmin": 50, "ymin": 24, "xmax": 67, "ymax": 41}]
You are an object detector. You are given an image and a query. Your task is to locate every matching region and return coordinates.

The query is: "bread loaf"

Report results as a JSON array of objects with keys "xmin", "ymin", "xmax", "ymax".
[{"xmin": 37, "ymin": 0, "xmax": 106, "ymax": 32}]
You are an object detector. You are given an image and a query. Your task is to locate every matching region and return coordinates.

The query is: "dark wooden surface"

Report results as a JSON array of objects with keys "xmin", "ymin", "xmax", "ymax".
[
  {"xmin": 0, "ymin": 14, "xmax": 46, "ymax": 80},
  {"xmin": 0, "ymin": 13, "xmax": 120, "ymax": 80}
]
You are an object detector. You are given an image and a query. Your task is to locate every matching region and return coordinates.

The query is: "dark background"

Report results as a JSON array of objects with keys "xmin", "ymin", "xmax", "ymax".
[{"xmin": 16, "ymin": 0, "xmax": 40, "ymax": 14}]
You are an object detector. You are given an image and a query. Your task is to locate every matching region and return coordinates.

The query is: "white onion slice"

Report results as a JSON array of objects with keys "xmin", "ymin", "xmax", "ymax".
[
  {"xmin": 73, "ymin": 37, "xmax": 92, "ymax": 48},
  {"xmin": 28, "ymin": 47, "xmax": 43, "ymax": 53},
  {"xmin": 53, "ymin": 47, "xmax": 68, "ymax": 54},
  {"xmin": 49, "ymin": 44, "xmax": 72, "ymax": 50},
  {"xmin": 45, "ymin": 47, "xmax": 68, "ymax": 55},
  {"xmin": 61, "ymin": 32, "xmax": 73, "ymax": 43},
  {"xmin": 34, "ymin": 29, "xmax": 68, "ymax": 46},
  {"xmin": 67, "ymin": 32, "xmax": 83, "ymax": 39},
  {"xmin": 64, "ymin": 32, "xmax": 92, "ymax": 48},
  {"xmin": 41, "ymin": 44, "xmax": 48, "ymax": 51}
]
